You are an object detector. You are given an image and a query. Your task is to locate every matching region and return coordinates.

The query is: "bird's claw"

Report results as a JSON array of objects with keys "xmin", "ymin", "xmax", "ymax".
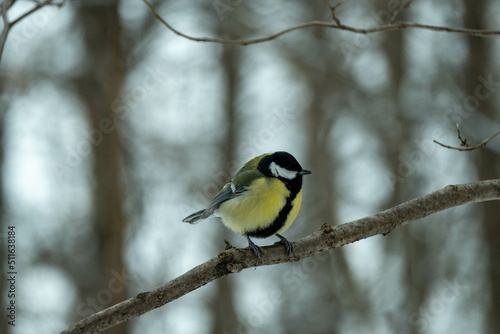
[
  {"xmin": 276, "ymin": 234, "xmax": 294, "ymax": 256},
  {"xmin": 246, "ymin": 235, "xmax": 263, "ymax": 260},
  {"xmin": 249, "ymin": 243, "xmax": 263, "ymax": 260}
]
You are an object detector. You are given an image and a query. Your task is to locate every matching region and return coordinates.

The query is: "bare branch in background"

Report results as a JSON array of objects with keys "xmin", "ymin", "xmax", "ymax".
[
  {"xmin": 142, "ymin": 0, "xmax": 500, "ymax": 46},
  {"xmin": 322, "ymin": 0, "xmax": 344, "ymax": 26},
  {"xmin": 434, "ymin": 124, "xmax": 500, "ymax": 151},
  {"xmin": 0, "ymin": 0, "xmax": 63, "ymax": 64},
  {"xmin": 60, "ymin": 179, "xmax": 500, "ymax": 334},
  {"xmin": 390, "ymin": 0, "xmax": 416, "ymax": 24}
]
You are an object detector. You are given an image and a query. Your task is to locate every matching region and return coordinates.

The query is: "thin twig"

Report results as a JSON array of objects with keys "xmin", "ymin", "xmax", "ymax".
[
  {"xmin": 434, "ymin": 125, "xmax": 500, "ymax": 151},
  {"xmin": 390, "ymin": 0, "xmax": 416, "ymax": 24},
  {"xmin": 322, "ymin": 0, "xmax": 344, "ymax": 26},
  {"xmin": 0, "ymin": 0, "xmax": 15, "ymax": 64},
  {"xmin": 456, "ymin": 123, "xmax": 468, "ymax": 146},
  {"xmin": 11, "ymin": 0, "xmax": 54, "ymax": 25},
  {"xmin": 60, "ymin": 179, "xmax": 500, "ymax": 334},
  {"xmin": 0, "ymin": 0, "xmax": 55, "ymax": 64},
  {"xmin": 0, "ymin": 0, "xmax": 16, "ymax": 16},
  {"xmin": 142, "ymin": 0, "xmax": 500, "ymax": 46}
]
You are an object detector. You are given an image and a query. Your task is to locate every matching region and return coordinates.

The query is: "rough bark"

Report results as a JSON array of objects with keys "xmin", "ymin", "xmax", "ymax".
[{"xmin": 60, "ymin": 179, "xmax": 500, "ymax": 334}]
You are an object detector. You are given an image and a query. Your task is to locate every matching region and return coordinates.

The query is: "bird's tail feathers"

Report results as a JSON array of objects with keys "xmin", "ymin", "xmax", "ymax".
[{"xmin": 182, "ymin": 209, "xmax": 206, "ymax": 224}]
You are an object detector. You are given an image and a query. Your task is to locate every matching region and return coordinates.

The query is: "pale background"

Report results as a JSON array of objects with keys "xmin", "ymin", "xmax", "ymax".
[{"xmin": 1, "ymin": 0, "xmax": 500, "ymax": 334}]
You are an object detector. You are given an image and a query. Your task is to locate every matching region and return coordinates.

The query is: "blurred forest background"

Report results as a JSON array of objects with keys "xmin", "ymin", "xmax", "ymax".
[{"xmin": 1, "ymin": 0, "xmax": 500, "ymax": 333}]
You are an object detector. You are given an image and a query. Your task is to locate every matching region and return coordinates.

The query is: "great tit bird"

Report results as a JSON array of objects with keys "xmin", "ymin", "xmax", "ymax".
[{"xmin": 183, "ymin": 151, "xmax": 311, "ymax": 259}]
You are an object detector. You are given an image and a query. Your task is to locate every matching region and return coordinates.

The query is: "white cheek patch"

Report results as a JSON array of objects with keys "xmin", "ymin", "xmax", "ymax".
[{"xmin": 269, "ymin": 162, "xmax": 297, "ymax": 180}]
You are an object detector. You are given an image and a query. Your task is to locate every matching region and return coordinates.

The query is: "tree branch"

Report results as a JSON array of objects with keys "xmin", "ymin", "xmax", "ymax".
[
  {"xmin": 322, "ymin": 0, "xmax": 344, "ymax": 26},
  {"xmin": 0, "ymin": 0, "xmax": 59, "ymax": 65},
  {"xmin": 60, "ymin": 178, "xmax": 500, "ymax": 334},
  {"xmin": 434, "ymin": 124, "xmax": 500, "ymax": 151},
  {"xmin": 142, "ymin": 0, "xmax": 500, "ymax": 46}
]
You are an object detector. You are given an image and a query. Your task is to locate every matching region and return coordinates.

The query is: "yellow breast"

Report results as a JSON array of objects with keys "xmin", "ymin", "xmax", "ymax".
[{"xmin": 217, "ymin": 178, "xmax": 302, "ymax": 236}]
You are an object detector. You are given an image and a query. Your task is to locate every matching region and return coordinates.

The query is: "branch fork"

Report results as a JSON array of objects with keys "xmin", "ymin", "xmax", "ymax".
[{"xmin": 434, "ymin": 124, "xmax": 500, "ymax": 151}]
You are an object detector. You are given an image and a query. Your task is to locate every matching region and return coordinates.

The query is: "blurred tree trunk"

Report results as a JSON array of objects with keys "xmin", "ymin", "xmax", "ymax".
[
  {"xmin": 303, "ymin": 79, "xmax": 344, "ymax": 334},
  {"xmin": 464, "ymin": 0, "xmax": 500, "ymax": 332},
  {"xmin": 279, "ymin": 5, "xmax": 369, "ymax": 330},
  {"xmin": 209, "ymin": 44, "xmax": 239, "ymax": 334},
  {"xmin": 72, "ymin": 3, "xmax": 128, "ymax": 334},
  {"xmin": 378, "ymin": 5, "xmax": 431, "ymax": 333},
  {"xmin": 0, "ymin": 105, "xmax": 7, "ymax": 334}
]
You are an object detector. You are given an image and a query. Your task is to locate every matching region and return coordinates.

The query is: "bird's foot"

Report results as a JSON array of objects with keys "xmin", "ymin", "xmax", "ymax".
[
  {"xmin": 276, "ymin": 234, "xmax": 294, "ymax": 256},
  {"xmin": 246, "ymin": 235, "xmax": 263, "ymax": 260},
  {"xmin": 224, "ymin": 239, "xmax": 234, "ymax": 250}
]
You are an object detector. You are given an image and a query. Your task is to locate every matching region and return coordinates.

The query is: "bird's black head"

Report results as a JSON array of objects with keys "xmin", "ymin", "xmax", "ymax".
[{"xmin": 258, "ymin": 151, "xmax": 311, "ymax": 191}]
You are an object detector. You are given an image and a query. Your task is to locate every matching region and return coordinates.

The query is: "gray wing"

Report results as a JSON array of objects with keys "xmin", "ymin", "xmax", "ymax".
[
  {"xmin": 182, "ymin": 209, "xmax": 206, "ymax": 224},
  {"xmin": 200, "ymin": 182, "xmax": 245, "ymax": 219},
  {"xmin": 183, "ymin": 170, "xmax": 263, "ymax": 222}
]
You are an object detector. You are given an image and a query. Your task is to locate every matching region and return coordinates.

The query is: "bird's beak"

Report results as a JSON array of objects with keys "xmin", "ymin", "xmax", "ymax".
[{"xmin": 298, "ymin": 169, "xmax": 311, "ymax": 175}]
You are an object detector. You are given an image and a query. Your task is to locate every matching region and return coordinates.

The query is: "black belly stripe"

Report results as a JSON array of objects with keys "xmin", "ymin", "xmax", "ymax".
[{"xmin": 247, "ymin": 191, "xmax": 298, "ymax": 239}]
